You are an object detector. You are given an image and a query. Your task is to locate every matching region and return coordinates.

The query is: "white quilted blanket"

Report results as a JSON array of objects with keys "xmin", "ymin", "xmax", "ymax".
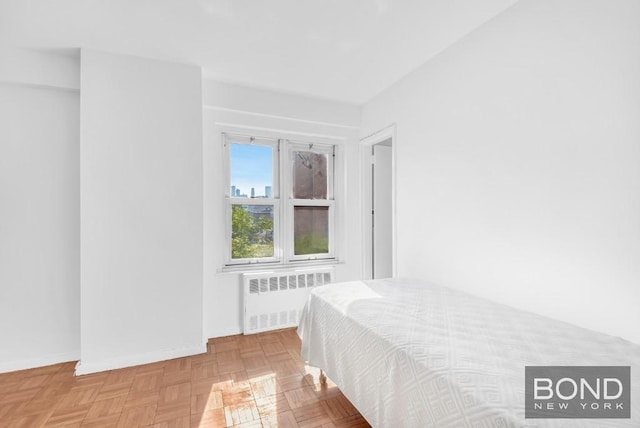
[{"xmin": 297, "ymin": 278, "xmax": 640, "ymax": 427}]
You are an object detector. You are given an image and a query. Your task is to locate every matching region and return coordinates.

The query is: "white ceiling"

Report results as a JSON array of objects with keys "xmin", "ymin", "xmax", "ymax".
[{"xmin": 0, "ymin": 0, "xmax": 518, "ymax": 104}]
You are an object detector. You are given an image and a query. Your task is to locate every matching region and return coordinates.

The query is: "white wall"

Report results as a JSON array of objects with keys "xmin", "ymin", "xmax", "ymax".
[
  {"xmin": 361, "ymin": 0, "xmax": 640, "ymax": 343},
  {"xmin": 203, "ymin": 80, "xmax": 362, "ymax": 339},
  {"xmin": 0, "ymin": 51, "xmax": 80, "ymax": 372},
  {"xmin": 0, "ymin": 47, "xmax": 79, "ymax": 90},
  {"xmin": 0, "ymin": 48, "xmax": 362, "ymax": 373},
  {"xmin": 78, "ymin": 50, "xmax": 204, "ymax": 374}
]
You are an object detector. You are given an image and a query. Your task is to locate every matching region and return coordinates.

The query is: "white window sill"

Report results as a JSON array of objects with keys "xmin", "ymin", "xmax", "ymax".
[{"xmin": 219, "ymin": 258, "xmax": 341, "ymax": 274}]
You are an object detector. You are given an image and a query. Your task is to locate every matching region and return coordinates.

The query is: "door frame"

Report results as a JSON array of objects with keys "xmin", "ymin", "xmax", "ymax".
[{"xmin": 360, "ymin": 124, "xmax": 397, "ymax": 279}]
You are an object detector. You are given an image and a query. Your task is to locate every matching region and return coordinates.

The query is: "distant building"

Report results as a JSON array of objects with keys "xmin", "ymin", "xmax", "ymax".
[
  {"xmin": 251, "ymin": 187, "xmax": 255, "ymax": 198},
  {"xmin": 230, "ymin": 184, "xmax": 247, "ymax": 197},
  {"xmin": 265, "ymin": 186, "xmax": 272, "ymax": 198}
]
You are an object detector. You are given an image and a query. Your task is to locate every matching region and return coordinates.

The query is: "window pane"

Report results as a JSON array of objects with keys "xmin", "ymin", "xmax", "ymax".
[
  {"xmin": 294, "ymin": 206, "xmax": 329, "ymax": 255},
  {"xmin": 230, "ymin": 143, "xmax": 273, "ymax": 198},
  {"xmin": 293, "ymin": 151, "xmax": 327, "ymax": 199},
  {"xmin": 232, "ymin": 205, "xmax": 274, "ymax": 259}
]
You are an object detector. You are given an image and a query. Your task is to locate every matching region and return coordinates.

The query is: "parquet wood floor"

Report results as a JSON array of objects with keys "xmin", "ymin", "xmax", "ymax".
[{"xmin": 0, "ymin": 329, "xmax": 370, "ymax": 428}]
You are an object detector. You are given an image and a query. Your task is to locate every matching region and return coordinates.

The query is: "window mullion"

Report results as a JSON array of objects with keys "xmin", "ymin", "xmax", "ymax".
[{"xmin": 279, "ymin": 139, "xmax": 288, "ymax": 262}]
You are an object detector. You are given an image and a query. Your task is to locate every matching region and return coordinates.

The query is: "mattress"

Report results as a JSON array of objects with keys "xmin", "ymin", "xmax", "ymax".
[{"xmin": 297, "ymin": 278, "xmax": 640, "ymax": 427}]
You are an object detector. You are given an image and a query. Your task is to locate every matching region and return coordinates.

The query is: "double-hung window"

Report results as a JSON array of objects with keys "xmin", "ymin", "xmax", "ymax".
[{"xmin": 224, "ymin": 133, "xmax": 336, "ymax": 266}]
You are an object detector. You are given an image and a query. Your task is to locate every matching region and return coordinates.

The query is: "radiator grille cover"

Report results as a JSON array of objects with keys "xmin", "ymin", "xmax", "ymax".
[{"xmin": 243, "ymin": 267, "xmax": 334, "ymax": 334}]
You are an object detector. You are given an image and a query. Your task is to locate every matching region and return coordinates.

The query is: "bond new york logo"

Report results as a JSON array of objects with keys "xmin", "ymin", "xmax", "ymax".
[{"xmin": 525, "ymin": 366, "xmax": 630, "ymax": 418}]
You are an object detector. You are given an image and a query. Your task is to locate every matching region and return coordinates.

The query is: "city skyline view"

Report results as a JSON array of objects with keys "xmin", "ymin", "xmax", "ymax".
[
  {"xmin": 230, "ymin": 184, "xmax": 272, "ymax": 199},
  {"xmin": 229, "ymin": 143, "xmax": 272, "ymax": 198}
]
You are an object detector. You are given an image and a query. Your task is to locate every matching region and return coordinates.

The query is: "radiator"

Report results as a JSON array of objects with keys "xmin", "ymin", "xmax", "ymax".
[{"xmin": 243, "ymin": 267, "xmax": 335, "ymax": 334}]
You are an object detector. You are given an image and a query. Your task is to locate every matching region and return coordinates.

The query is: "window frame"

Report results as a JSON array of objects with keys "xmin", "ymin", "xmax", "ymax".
[
  {"xmin": 224, "ymin": 134, "xmax": 281, "ymax": 265},
  {"xmin": 285, "ymin": 142, "xmax": 335, "ymax": 262},
  {"xmin": 223, "ymin": 132, "xmax": 336, "ymax": 267}
]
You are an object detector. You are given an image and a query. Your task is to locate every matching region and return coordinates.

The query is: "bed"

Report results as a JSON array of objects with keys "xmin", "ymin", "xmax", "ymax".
[{"xmin": 297, "ymin": 278, "xmax": 640, "ymax": 427}]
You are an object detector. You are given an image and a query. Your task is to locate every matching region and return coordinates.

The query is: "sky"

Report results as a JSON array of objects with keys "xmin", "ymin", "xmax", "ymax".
[{"xmin": 230, "ymin": 143, "xmax": 272, "ymax": 197}]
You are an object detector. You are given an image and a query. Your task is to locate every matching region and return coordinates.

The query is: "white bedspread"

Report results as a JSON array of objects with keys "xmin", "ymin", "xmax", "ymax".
[{"xmin": 297, "ymin": 278, "xmax": 640, "ymax": 427}]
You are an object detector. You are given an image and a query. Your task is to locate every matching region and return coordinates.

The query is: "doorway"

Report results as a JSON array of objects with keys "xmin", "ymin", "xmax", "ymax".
[
  {"xmin": 361, "ymin": 125, "xmax": 396, "ymax": 279},
  {"xmin": 372, "ymin": 139, "xmax": 393, "ymax": 278}
]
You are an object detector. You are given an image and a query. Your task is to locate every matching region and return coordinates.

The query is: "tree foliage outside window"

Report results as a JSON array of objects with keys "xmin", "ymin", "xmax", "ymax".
[
  {"xmin": 231, "ymin": 205, "xmax": 274, "ymax": 259},
  {"xmin": 293, "ymin": 206, "xmax": 329, "ymax": 255}
]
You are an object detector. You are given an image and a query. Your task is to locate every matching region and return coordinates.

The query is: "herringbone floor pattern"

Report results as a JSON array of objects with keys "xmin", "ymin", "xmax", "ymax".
[{"xmin": 0, "ymin": 328, "xmax": 370, "ymax": 427}]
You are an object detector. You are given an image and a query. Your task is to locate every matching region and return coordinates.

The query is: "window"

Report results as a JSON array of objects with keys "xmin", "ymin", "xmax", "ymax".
[{"xmin": 224, "ymin": 133, "xmax": 335, "ymax": 266}]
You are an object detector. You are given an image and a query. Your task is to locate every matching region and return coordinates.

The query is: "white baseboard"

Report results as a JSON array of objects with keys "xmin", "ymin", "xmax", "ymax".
[
  {"xmin": 74, "ymin": 343, "xmax": 207, "ymax": 376},
  {"xmin": 0, "ymin": 351, "xmax": 80, "ymax": 374},
  {"xmin": 205, "ymin": 325, "xmax": 242, "ymax": 340}
]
